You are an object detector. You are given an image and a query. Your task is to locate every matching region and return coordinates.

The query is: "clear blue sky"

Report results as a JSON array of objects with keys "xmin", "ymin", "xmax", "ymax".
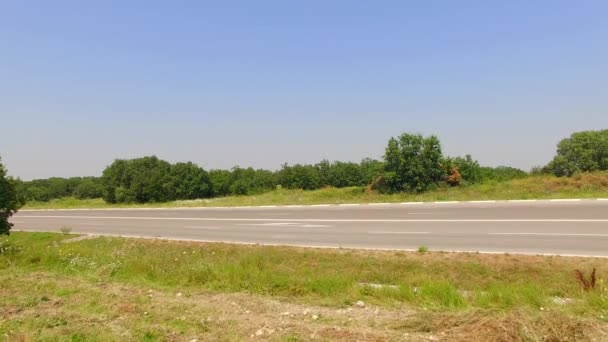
[{"xmin": 1, "ymin": 1, "xmax": 607, "ymax": 180}]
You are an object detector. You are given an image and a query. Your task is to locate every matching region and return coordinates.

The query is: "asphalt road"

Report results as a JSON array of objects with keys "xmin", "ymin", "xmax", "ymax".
[{"xmin": 11, "ymin": 200, "xmax": 608, "ymax": 256}]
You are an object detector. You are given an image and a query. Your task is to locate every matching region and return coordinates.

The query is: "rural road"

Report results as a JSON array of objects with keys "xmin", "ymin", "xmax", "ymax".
[{"xmin": 11, "ymin": 200, "xmax": 608, "ymax": 256}]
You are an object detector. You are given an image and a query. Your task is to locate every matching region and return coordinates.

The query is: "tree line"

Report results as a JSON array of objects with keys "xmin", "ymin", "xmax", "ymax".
[{"xmin": 14, "ymin": 132, "xmax": 534, "ymax": 204}]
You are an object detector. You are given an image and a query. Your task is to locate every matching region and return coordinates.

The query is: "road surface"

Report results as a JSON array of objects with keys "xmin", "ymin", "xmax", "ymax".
[{"xmin": 11, "ymin": 200, "xmax": 608, "ymax": 256}]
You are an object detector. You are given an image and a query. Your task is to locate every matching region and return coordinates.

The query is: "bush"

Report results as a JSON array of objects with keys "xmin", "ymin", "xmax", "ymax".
[{"xmin": 0, "ymin": 158, "xmax": 21, "ymax": 235}]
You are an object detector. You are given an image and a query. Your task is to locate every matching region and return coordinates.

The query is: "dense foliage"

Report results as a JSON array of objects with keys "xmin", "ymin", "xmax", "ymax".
[
  {"xmin": 375, "ymin": 133, "xmax": 445, "ymax": 193},
  {"xmin": 0, "ymin": 158, "xmax": 20, "ymax": 235},
  {"xmin": 12, "ymin": 131, "xmax": 539, "ymax": 204},
  {"xmin": 544, "ymin": 129, "xmax": 608, "ymax": 176},
  {"xmin": 17, "ymin": 176, "xmax": 103, "ymax": 202}
]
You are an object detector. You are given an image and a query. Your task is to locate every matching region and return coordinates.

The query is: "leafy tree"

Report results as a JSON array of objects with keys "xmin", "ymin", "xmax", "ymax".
[
  {"xmin": 0, "ymin": 158, "xmax": 20, "ymax": 235},
  {"xmin": 168, "ymin": 162, "xmax": 212, "ymax": 200},
  {"xmin": 73, "ymin": 177, "xmax": 103, "ymax": 199},
  {"xmin": 545, "ymin": 129, "xmax": 608, "ymax": 176},
  {"xmin": 209, "ymin": 169, "xmax": 232, "ymax": 197},
  {"xmin": 380, "ymin": 133, "xmax": 445, "ymax": 193},
  {"xmin": 101, "ymin": 156, "xmax": 172, "ymax": 203},
  {"xmin": 360, "ymin": 158, "xmax": 384, "ymax": 185},
  {"xmin": 278, "ymin": 164, "xmax": 321, "ymax": 190}
]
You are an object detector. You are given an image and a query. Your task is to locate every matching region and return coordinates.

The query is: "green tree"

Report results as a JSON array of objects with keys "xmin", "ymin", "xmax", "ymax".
[
  {"xmin": 168, "ymin": 162, "xmax": 212, "ymax": 200},
  {"xmin": 101, "ymin": 156, "xmax": 172, "ymax": 203},
  {"xmin": 546, "ymin": 129, "xmax": 608, "ymax": 176},
  {"xmin": 278, "ymin": 164, "xmax": 321, "ymax": 190},
  {"xmin": 379, "ymin": 133, "xmax": 445, "ymax": 193},
  {"xmin": 73, "ymin": 177, "xmax": 103, "ymax": 199},
  {"xmin": 0, "ymin": 158, "xmax": 20, "ymax": 235},
  {"xmin": 209, "ymin": 169, "xmax": 232, "ymax": 197}
]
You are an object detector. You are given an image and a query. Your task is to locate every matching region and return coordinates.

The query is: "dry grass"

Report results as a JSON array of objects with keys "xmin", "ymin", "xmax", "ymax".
[{"xmin": 2, "ymin": 272, "xmax": 607, "ymax": 341}]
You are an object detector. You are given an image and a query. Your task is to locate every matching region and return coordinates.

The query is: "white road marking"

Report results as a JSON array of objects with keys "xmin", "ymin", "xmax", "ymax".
[
  {"xmin": 489, "ymin": 233, "xmax": 608, "ymax": 237},
  {"xmin": 338, "ymin": 203, "xmax": 360, "ymax": 207},
  {"xmin": 183, "ymin": 226, "xmax": 221, "ymax": 230},
  {"xmin": 12, "ymin": 229, "xmax": 608, "ymax": 258},
  {"xmin": 368, "ymin": 231, "xmax": 430, "ymax": 235},
  {"xmin": 549, "ymin": 199, "xmax": 582, "ymax": 202},
  {"xmin": 237, "ymin": 222, "xmax": 331, "ymax": 228},
  {"xmin": 17, "ymin": 198, "xmax": 608, "ymax": 212},
  {"xmin": 16, "ymin": 215, "xmax": 608, "ymax": 223}
]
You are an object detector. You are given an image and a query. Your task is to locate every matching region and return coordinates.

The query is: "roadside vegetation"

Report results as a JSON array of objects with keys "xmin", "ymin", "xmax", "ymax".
[
  {"xmin": 22, "ymin": 171, "xmax": 608, "ymax": 209},
  {"xmin": 12, "ymin": 129, "xmax": 608, "ymax": 211},
  {"xmin": 1, "ymin": 232, "xmax": 607, "ymax": 340}
]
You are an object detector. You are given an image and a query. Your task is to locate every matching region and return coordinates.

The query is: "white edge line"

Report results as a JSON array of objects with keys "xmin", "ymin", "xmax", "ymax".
[
  {"xmin": 489, "ymin": 232, "xmax": 608, "ymax": 237},
  {"xmin": 14, "ymin": 216, "xmax": 608, "ymax": 223},
  {"xmin": 367, "ymin": 231, "xmax": 430, "ymax": 235},
  {"xmin": 25, "ymin": 231, "xmax": 608, "ymax": 259},
  {"xmin": 18, "ymin": 198, "xmax": 608, "ymax": 212}
]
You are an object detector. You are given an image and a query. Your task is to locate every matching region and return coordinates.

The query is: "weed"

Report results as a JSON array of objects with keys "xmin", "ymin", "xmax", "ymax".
[
  {"xmin": 576, "ymin": 268, "xmax": 597, "ymax": 291},
  {"xmin": 418, "ymin": 245, "xmax": 429, "ymax": 253}
]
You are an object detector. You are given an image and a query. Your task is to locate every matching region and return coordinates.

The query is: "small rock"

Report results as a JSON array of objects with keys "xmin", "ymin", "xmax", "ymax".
[
  {"xmin": 540, "ymin": 307, "xmax": 545, "ymax": 311},
  {"xmin": 245, "ymin": 310, "xmax": 251, "ymax": 314},
  {"xmin": 255, "ymin": 329, "xmax": 264, "ymax": 336},
  {"xmin": 312, "ymin": 315, "xmax": 319, "ymax": 320},
  {"xmin": 144, "ymin": 312, "xmax": 148, "ymax": 315},
  {"xmin": 280, "ymin": 312, "xmax": 291, "ymax": 316},
  {"xmin": 188, "ymin": 339, "xmax": 198, "ymax": 342},
  {"xmin": 374, "ymin": 308, "xmax": 380, "ymax": 315},
  {"xmin": 356, "ymin": 300, "xmax": 365, "ymax": 308},
  {"xmin": 176, "ymin": 292, "xmax": 183, "ymax": 297}
]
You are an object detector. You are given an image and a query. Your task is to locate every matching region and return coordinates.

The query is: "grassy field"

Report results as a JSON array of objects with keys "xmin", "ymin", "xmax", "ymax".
[
  {"xmin": 23, "ymin": 172, "xmax": 608, "ymax": 209},
  {"xmin": 1, "ymin": 232, "xmax": 607, "ymax": 341}
]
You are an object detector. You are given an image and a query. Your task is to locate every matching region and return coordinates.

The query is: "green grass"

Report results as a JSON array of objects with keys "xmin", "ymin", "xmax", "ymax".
[
  {"xmin": 2, "ymin": 232, "xmax": 607, "ymax": 340},
  {"xmin": 23, "ymin": 172, "xmax": 608, "ymax": 209},
  {"xmin": 2, "ymin": 232, "xmax": 608, "ymax": 312}
]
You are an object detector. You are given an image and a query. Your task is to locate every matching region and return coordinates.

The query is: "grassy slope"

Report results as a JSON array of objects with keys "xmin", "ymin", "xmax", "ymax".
[
  {"xmin": 23, "ymin": 172, "xmax": 608, "ymax": 209},
  {"xmin": 1, "ymin": 232, "xmax": 607, "ymax": 341}
]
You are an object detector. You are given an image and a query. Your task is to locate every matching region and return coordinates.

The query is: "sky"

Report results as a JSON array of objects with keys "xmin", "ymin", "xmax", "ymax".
[{"xmin": 1, "ymin": 1, "xmax": 607, "ymax": 180}]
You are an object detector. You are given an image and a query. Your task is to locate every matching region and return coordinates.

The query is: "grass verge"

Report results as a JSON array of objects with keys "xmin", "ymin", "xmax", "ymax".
[
  {"xmin": 22, "ymin": 171, "xmax": 608, "ymax": 209},
  {"xmin": 1, "ymin": 232, "xmax": 607, "ymax": 341}
]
